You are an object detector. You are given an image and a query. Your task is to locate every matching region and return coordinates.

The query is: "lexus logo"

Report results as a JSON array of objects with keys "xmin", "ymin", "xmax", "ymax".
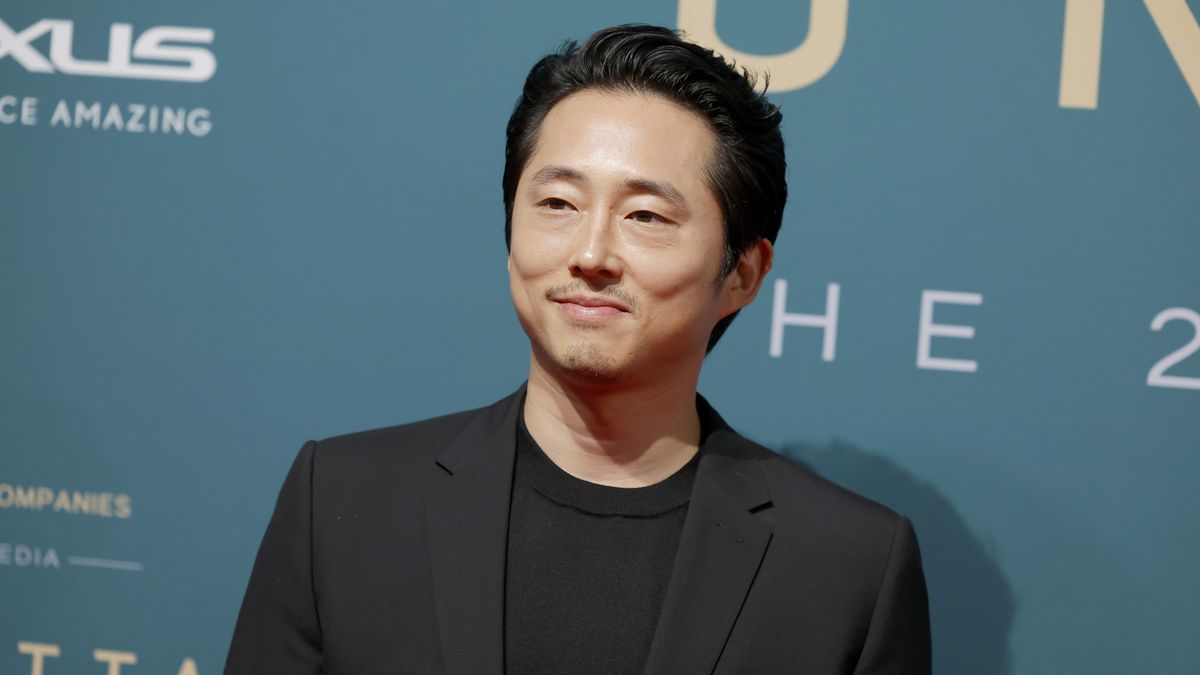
[{"xmin": 0, "ymin": 17, "xmax": 216, "ymax": 83}]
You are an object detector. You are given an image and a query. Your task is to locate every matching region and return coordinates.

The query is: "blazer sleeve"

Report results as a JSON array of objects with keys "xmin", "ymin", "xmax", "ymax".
[
  {"xmin": 853, "ymin": 516, "xmax": 932, "ymax": 675},
  {"xmin": 225, "ymin": 441, "xmax": 324, "ymax": 674}
]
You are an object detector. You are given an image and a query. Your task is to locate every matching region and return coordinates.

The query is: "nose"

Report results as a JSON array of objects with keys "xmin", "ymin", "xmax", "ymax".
[{"xmin": 567, "ymin": 211, "xmax": 622, "ymax": 282}]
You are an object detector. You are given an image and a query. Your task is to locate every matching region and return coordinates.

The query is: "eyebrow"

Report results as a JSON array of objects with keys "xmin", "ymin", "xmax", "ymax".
[
  {"xmin": 530, "ymin": 165, "xmax": 586, "ymax": 186},
  {"xmin": 624, "ymin": 177, "xmax": 690, "ymax": 214},
  {"xmin": 528, "ymin": 164, "xmax": 691, "ymax": 214}
]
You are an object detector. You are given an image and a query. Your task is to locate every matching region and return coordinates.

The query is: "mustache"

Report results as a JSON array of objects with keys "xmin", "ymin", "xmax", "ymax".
[{"xmin": 544, "ymin": 282, "xmax": 640, "ymax": 314}]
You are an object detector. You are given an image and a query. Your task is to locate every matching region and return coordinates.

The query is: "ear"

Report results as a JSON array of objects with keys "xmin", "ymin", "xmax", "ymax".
[{"xmin": 719, "ymin": 238, "xmax": 774, "ymax": 319}]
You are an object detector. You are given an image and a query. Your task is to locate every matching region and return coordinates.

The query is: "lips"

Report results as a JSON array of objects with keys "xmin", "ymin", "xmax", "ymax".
[
  {"xmin": 554, "ymin": 295, "xmax": 630, "ymax": 312},
  {"xmin": 552, "ymin": 295, "xmax": 631, "ymax": 321}
]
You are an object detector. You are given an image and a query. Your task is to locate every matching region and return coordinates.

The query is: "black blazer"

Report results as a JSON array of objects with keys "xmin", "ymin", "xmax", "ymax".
[{"xmin": 225, "ymin": 385, "xmax": 931, "ymax": 674}]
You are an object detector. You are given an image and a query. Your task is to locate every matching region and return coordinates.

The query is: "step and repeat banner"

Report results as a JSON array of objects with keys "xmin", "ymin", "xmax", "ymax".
[{"xmin": 2, "ymin": 0, "xmax": 1197, "ymax": 673}]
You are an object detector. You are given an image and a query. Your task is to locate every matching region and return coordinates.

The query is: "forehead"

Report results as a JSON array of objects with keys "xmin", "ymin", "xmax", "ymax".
[{"xmin": 523, "ymin": 89, "xmax": 718, "ymax": 197}]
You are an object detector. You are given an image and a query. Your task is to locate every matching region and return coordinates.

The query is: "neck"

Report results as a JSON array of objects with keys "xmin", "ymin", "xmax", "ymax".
[{"xmin": 522, "ymin": 352, "xmax": 702, "ymax": 488}]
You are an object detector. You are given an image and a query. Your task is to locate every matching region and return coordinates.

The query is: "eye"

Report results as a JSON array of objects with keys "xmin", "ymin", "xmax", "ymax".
[
  {"xmin": 538, "ymin": 198, "xmax": 573, "ymax": 211},
  {"xmin": 629, "ymin": 210, "xmax": 667, "ymax": 224}
]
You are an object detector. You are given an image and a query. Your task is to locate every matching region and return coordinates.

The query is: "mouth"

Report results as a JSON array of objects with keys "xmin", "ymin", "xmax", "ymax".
[{"xmin": 552, "ymin": 295, "xmax": 631, "ymax": 321}]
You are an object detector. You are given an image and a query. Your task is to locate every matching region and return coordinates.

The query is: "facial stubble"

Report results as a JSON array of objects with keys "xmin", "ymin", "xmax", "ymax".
[{"xmin": 561, "ymin": 341, "xmax": 619, "ymax": 380}]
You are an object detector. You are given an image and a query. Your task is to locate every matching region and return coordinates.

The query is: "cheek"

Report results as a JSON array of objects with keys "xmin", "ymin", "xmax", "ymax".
[
  {"xmin": 508, "ymin": 234, "xmax": 558, "ymax": 317},
  {"xmin": 509, "ymin": 250, "xmax": 553, "ymax": 308},
  {"xmin": 629, "ymin": 241, "xmax": 721, "ymax": 299},
  {"xmin": 633, "ymin": 257, "xmax": 723, "ymax": 330},
  {"xmin": 510, "ymin": 217, "xmax": 569, "ymax": 277},
  {"xmin": 507, "ymin": 263, "xmax": 541, "ymax": 339},
  {"xmin": 508, "ymin": 254, "xmax": 537, "ymax": 310}
]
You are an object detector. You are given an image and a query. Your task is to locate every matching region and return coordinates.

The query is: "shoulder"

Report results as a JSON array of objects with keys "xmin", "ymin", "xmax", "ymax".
[
  {"xmin": 764, "ymin": 443, "xmax": 900, "ymax": 523},
  {"xmin": 306, "ymin": 386, "xmax": 521, "ymax": 479},
  {"xmin": 315, "ymin": 406, "xmax": 480, "ymax": 461},
  {"xmin": 698, "ymin": 394, "xmax": 903, "ymax": 535},
  {"xmin": 723, "ymin": 432, "xmax": 923, "ymax": 608},
  {"xmin": 725, "ymin": 429, "xmax": 908, "ymax": 547},
  {"xmin": 722, "ymin": 436, "xmax": 931, "ymax": 668}
]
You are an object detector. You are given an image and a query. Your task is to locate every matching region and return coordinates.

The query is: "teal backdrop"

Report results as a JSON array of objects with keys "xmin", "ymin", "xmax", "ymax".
[{"xmin": 2, "ymin": 0, "xmax": 1198, "ymax": 673}]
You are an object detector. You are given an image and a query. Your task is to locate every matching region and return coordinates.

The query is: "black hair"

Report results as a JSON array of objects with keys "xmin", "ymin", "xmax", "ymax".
[{"xmin": 503, "ymin": 24, "xmax": 787, "ymax": 352}]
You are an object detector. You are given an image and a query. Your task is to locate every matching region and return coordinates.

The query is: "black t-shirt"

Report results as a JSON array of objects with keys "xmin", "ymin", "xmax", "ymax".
[{"xmin": 503, "ymin": 411, "xmax": 700, "ymax": 674}]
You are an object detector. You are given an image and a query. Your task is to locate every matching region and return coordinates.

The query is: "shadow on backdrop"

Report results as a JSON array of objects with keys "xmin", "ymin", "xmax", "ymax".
[{"xmin": 780, "ymin": 440, "xmax": 1015, "ymax": 675}]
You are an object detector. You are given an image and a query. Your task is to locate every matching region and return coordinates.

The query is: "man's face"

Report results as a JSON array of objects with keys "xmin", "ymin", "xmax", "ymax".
[{"xmin": 508, "ymin": 89, "xmax": 745, "ymax": 385}]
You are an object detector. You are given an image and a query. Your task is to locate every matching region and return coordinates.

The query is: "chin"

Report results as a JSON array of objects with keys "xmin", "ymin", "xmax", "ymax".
[{"xmin": 554, "ymin": 342, "xmax": 625, "ymax": 382}]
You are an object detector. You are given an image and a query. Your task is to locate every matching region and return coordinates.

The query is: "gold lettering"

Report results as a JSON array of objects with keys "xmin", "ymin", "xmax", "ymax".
[
  {"xmin": 1060, "ymin": 0, "xmax": 1200, "ymax": 109},
  {"xmin": 0, "ymin": 486, "xmax": 41, "ymax": 508},
  {"xmin": 1144, "ymin": 0, "xmax": 1200, "ymax": 107},
  {"xmin": 1059, "ymin": 0, "xmax": 1105, "ymax": 108},
  {"xmin": 677, "ymin": 0, "xmax": 849, "ymax": 93},
  {"xmin": 94, "ymin": 649, "xmax": 138, "ymax": 675},
  {"xmin": 3, "ymin": 485, "xmax": 134, "ymax": 517},
  {"xmin": 98, "ymin": 492, "xmax": 114, "ymax": 517},
  {"xmin": 12, "ymin": 485, "xmax": 37, "ymax": 506},
  {"xmin": 177, "ymin": 657, "xmax": 199, "ymax": 675},
  {"xmin": 18, "ymin": 641, "xmax": 61, "ymax": 675},
  {"xmin": 16, "ymin": 486, "xmax": 39, "ymax": 508}
]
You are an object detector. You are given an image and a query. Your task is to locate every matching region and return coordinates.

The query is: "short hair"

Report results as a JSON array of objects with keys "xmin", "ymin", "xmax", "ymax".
[{"xmin": 502, "ymin": 24, "xmax": 787, "ymax": 353}]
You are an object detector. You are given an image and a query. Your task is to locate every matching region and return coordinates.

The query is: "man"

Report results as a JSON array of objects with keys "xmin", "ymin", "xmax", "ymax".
[{"xmin": 226, "ymin": 24, "xmax": 931, "ymax": 675}]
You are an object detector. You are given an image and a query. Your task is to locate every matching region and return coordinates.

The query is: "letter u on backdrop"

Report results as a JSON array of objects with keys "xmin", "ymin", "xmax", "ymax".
[{"xmin": 677, "ymin": 0, "xmax": 849, "ymax": 92}]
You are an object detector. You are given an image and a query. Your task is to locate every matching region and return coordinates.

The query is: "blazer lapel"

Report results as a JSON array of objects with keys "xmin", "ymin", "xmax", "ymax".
[
  {"xmin": 643, "ymin": 397, "xmax": 774, "ymax": 675},
  {"xmin": 425, "ymin": 385, "xmax": 525, "ymax": 675}
]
